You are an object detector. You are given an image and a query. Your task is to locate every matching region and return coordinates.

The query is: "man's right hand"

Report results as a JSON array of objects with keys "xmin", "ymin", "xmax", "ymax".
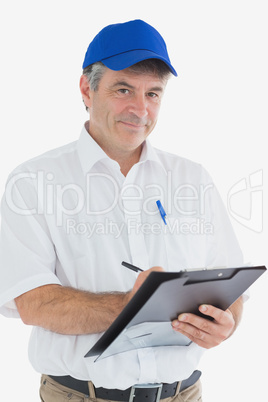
[{"xmin": 127, "ymin": 266, "xmax": 164, "ymax": 302}]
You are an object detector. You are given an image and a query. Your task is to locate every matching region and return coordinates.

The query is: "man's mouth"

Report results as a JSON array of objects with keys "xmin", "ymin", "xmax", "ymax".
[
  {"xmin": 117, "ymin": 115, "xmax": 149, "ymax": 131},
  {"xmin": 119, "ymin": 121, "xmax": 146, "ymax": 129}
]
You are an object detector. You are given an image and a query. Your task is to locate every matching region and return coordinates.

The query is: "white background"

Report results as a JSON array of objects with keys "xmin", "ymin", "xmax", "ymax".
[{"xmin": 0, "ymin": 1, "xmax": 267, "ymax": 400}]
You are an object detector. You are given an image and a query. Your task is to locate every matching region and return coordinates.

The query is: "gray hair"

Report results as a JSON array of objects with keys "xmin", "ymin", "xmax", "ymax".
[
  {"xmin": 83, "ymin": 62, "xmax": 107, "ymax": 92},
  {"xmin": 82, "ymin": 59, "xmax": 172, "ymax": 111}
]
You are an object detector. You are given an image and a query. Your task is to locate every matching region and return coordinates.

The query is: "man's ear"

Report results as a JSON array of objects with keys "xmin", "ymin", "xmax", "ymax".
[{"xmin": 80, "ymin": 75, "xmax": 92, "ymax": 110}]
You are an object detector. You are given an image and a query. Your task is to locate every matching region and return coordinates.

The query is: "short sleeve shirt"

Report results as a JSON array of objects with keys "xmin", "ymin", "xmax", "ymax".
[{"xmin": 0, "ymin": 124, "xmax": 244, "ymax": 388}]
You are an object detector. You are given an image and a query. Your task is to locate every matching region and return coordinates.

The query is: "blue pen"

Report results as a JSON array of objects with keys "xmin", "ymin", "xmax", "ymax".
[{"xmin": 156, "ymin": 200, "xmax": 167, "ymax": 225}]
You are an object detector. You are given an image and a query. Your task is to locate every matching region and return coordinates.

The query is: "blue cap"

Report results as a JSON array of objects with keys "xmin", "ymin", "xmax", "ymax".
[{"xmin": 82, "ymin": 19, "xmax": 177, "ymax": 76}]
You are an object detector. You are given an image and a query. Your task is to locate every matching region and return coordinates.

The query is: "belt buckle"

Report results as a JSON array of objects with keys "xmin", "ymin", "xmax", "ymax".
[{"xmin": 129, "ymin": 383, "xmax": 163, "ymax": 402}]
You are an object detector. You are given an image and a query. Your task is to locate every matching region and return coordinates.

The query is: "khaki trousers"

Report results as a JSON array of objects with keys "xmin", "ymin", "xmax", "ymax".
[{"xmin": 40, "ymin": 375, "xmax": 202, "ymax": 402}]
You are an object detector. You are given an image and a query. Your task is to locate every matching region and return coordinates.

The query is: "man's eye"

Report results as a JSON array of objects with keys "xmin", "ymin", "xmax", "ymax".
[
  {"xmin": 147, "ymin": 92, "xmax": 158, "ymax": 98},
  {"xmin": 118, "ymin": 89, "xmax": 130, "ymax": 94}
]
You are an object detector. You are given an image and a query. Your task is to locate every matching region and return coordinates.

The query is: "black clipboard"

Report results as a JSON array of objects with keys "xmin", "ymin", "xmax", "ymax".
[{"xmin": 85, "ymin": 265, "xmax": 266, "ymax": 361}]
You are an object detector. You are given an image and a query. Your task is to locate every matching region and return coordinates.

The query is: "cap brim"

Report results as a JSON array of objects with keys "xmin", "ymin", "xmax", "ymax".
[{"xmin": 101, "ymin": 49, "xmax": 178, "ymax": 77}]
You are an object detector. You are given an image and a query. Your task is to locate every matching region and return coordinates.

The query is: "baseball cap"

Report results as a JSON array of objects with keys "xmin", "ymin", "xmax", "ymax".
[{"xmin": 82, "ymin": 19, "xmax": 177, "ymax": 76}]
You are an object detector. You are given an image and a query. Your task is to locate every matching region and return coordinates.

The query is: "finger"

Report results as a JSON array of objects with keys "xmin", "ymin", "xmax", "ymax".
[
  {"xmin": 199, "ymin": 304, "xmax": 234, "ymax": 326},
  {"xmin": 149, "ymin": 266, "xmax": 165, "ymax": 273},
  {"xmin": 171, "ymin": 307, "xmax": 235, "ymax": 348},
  {"xmin": 172, "ymin": 313, "xmax": 214, "ymax": 336},
  {"xmin": 172, "ymin": 323, "xmax": 210, "ymax": 348},
  {"xmin": 172, "ymin": 316, "xmax": 223, "ymax": 349}
]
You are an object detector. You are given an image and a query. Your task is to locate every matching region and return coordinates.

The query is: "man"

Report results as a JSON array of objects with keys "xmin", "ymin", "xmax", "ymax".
[{"xmin": 0, "ymin": 19, "xmax": 244, "ymax": 401}]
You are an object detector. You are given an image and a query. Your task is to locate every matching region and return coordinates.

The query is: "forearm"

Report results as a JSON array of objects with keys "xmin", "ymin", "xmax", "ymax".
[{"xmin": 15, "ymin": 284, "xmax": 131, "ymax": 335}]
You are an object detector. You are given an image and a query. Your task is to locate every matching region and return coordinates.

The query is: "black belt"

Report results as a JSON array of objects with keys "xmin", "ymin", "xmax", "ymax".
[{"xmin": 48, "ymin": 370, "xmax": 201, "ymax": 401}]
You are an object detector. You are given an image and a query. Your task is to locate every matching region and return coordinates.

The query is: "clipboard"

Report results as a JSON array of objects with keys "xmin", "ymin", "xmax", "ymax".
[{"xmin": 84, "ymin": 265, "xmax": 266, "ymax": 361}]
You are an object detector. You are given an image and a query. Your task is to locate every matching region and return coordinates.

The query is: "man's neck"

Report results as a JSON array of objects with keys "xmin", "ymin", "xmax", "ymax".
[
  {"xmin": 85, "ymin": 121, "xmax": 143, "ymax": 176},
  {"xmin": 116, "ymin": 148, "xmax": 142, "ymax": 176}
]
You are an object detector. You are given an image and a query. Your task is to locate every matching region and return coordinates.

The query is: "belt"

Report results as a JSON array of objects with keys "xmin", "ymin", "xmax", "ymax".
[{"xmin": 49, "ymin": 370, "xmax": 201, "ymax": 401}]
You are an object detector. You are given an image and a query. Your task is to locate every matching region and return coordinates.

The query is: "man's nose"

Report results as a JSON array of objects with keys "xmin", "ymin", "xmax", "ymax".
[{"xmin": 128, "ymin": 94, "xmax": 148, "ymax": 119}]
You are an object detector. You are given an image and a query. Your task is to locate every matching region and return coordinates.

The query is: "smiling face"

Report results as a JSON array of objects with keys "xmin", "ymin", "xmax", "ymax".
[{"xmin": 80, "ymin": 67, "xmax": 167, "ymax": 162}]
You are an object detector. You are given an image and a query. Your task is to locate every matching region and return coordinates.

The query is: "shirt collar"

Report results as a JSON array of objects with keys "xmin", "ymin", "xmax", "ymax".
[
  {"xmin": 77, "ymin": 123, "xmax": 112, "ymax": 174},
  {"xmin": 139, "ymin": 140, "xmax": 167, "ymax": 174},
  {"xmin": 77, "ymin": 122, "xmax": 167, "ymax": 175}
]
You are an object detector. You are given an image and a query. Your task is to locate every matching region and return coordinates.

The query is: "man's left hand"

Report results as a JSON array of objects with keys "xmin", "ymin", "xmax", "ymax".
[{"xmin": 171, "ymin": 304, "xmax": 236, "ymax": 349}]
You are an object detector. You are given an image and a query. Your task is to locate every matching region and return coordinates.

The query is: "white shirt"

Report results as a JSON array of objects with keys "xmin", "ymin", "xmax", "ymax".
[{"xmin": 0, "ymin": 124, "xmax": 243, "ymax": 389}]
